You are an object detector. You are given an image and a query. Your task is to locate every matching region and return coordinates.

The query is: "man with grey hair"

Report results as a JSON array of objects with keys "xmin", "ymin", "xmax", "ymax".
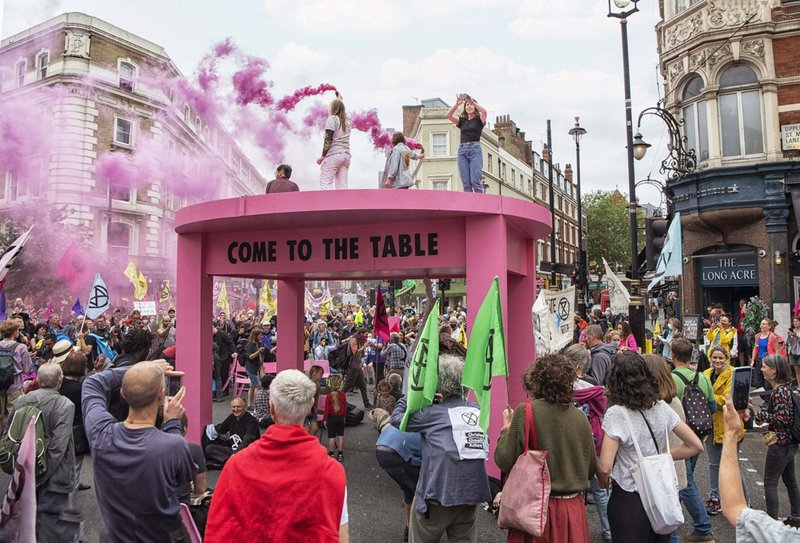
[
  {"xmin": 206, "ymin": 369, "xmax": 349, "ymax": 542},
  {"xmin": 5, "ymin": 362, "xmax": 81, "ymax": 541},
  {"xmin": 584, "ymin": 324, "xmax": 616, "ymax": 386},
  {"xmin": 390, "ymin": 354, "xmax": 491, "ymax": 542}
]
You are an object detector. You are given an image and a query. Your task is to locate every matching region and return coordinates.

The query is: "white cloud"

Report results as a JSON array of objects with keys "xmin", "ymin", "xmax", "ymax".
[{"xmin": 263, "ymin": 0, "xmax": 408, "ymax": 33}]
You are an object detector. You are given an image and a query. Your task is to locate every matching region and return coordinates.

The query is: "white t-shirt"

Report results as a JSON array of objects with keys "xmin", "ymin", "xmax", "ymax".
[
  {"xmin": 602, "ymin": 401, "xmax": 680, "ymax": 492},
  {"xmin": 325, "ymin": 115, "xmax": 351, "ymax": 156},
  {"xmin": 340, "ymin": 487, "xmax": 348, "ymax": 526}
]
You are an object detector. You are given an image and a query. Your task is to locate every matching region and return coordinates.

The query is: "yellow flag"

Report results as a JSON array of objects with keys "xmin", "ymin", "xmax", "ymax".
[
  {"xmin": 216, "ymin": 281, "xmax": 230, "ymax": 317},
  {"xmin": 354, "ymin": 307, "xmax": 363, "ymax": 324},
  {"xmin": 124, "ymin": 261, "xmax": 137, "ymax": 283},
  {"xmin": 457, "ymin": 325, "xmax": 468, "ymax": 348},
  {"xmin": 135, "ymin": 271, "xmax": 148, "ymax": 301},
  {"xmin": 259, "ymin": 282, "xmax": 270, "ymax": 310},
  {"xmin": 264, "ymin": 283, "xmax": 277, "ymax": 321},
  {"xmin": 653, "ymin": 320, "xmax": 661, "ymax": 337},
  {"xmin": 159, "ymin": 281, "xmax": 170, "ymax": 303},
  {"xmin": 319, "ymin": 297, "xmax": 333, "ymax": 316}
]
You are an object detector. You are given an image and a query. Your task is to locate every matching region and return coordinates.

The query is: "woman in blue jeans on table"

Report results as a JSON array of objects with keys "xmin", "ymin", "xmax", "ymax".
[{"xmin": 447, "ymin": 94, "xmax": 487, "ymax": 192}]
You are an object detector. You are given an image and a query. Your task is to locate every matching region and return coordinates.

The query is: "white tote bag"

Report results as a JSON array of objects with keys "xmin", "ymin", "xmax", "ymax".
[{"xmin": 621, "ymin": 408, "xmax": 684, "ymax": 535}]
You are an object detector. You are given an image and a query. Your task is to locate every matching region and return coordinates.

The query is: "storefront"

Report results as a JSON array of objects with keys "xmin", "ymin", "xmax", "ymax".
[{"xmin": 696, "ymin": 247, "xmax": 759, "ymax": 314}]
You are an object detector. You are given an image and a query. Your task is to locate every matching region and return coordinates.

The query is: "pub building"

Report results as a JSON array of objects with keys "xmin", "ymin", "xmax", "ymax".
[{"xmin": 656, "ymin": 0, "xmax": 800, "ymax": 333}]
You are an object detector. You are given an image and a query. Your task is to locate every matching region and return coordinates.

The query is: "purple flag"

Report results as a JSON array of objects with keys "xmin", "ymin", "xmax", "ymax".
[
  {"xmin": 0, "ymin": 281, "xmax": 6, "ymax": 321},
  {"xmin": 71, "ymin": 298, "xmax": 84, "ymax": 316}
]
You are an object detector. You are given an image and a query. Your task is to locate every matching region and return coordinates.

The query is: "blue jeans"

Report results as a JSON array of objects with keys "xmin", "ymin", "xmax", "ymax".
[
  {"xmin": 707, "ymin": 439, "xmax": 749, "ymax": 503},
  {"xmin": 590, "ymin": 475, "xmax": 611, "ymax": 539},
  {"xmin": 457, "ymin": 142, "xmax": 484, "ymax": 192},
  {"xmin": 679, "ymin": 454, "xmax": 713, "ymax": 536}
]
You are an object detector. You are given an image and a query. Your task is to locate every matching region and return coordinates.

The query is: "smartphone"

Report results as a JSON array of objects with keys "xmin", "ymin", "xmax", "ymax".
[
  {"xmin": 732, "ymin": 366, "xmax": 752, "ymax": 411},
  {"xmin": 166, "ymin": 374, "xmax": 183, "ymax": 397},
  {"xmin": 458, "ymin": 93, "xmax": 467, "ymax": 100}
]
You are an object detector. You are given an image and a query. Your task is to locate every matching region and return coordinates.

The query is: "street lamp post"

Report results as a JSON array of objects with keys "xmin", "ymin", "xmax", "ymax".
[
  {"xmin": 568, "ymin": 117, "xmax": 587, "ymax": 317},
  {"xmin": 608, "ymin": 0, "xmax": 645, "ymax": 348}
]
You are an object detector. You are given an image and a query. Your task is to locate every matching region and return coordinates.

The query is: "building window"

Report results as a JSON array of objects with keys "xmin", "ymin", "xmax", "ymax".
[
  {"xmin": 36, "ymin": 51, "xmax": 49, "ymax": 79},
  {"xmin": 429, "ymin": 176, "xmax": 450, "ymax": 191},
  {"xmin": 718, "ymin": 64, "xmax": 763, "ymax": 157},
  {"xmin": 431, "ymin": 133, "xmax": 448, "ymax": 156},
  {"xmin": 184, "ymin": 104, "xmax": 191, "ymax": 123},
  {"xmin": 680, "ymin": 75, "xmax": 709, "ymax": 162},
  {"xmin": 511, "ymin": 168, "xmax": 516, "ymax": 187},
  {"xmin": 108, "ymin": 222, "xmax": 132, "ymax": 258},
  {"xmin": 488, "ymin": 153, "xmax": 493, "ymax": 173},
  {"xmin": 16, "ymin": 61, "xmax": 26, "ymax": 87},
  {"xmin": 113, "ymin": 117, "xmax": 134, "ymax": 146},
  {"xmin": 5, "ymin": 171, "xmax": 19, "ymax": 201},
  {"xmin": 119, "ymin": 61, "xmax": 135, "ymax": 92},
  {"xmin": 675, "ymin": 0, "xmax": 701, "ymax": 13}
]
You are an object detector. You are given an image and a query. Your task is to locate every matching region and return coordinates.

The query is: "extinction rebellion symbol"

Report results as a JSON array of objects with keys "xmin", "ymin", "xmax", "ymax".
[
  {"xmin": 461, "ymin": 411, "xmax": 478, "ymax": 426},
  {"xmin": 89, "ymin": 285, "xmax": 109, "ymax": 311}
]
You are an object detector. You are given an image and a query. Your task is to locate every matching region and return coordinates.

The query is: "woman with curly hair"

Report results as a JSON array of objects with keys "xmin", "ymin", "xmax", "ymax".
[
  {"xmin": 598, "ymin": 351, "xmax": 703, "ymax": 543},
  {"xmin": 495, "ymin": 353, "xmax": 596, "ymax": 542}
]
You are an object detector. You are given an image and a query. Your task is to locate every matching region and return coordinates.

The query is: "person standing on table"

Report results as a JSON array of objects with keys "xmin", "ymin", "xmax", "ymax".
[
  {"xmin": 317, "ymin": 92, "xmax": 351, "ymax": 190},
  {"xmin": 446, "ymin": 94, "xmax": 487, "ymax": 193}
]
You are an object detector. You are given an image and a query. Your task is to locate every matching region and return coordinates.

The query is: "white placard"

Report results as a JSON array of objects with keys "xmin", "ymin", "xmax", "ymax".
[{"xmin": 133, "ymin": 301, "xmax": 158, "ymax": 316}]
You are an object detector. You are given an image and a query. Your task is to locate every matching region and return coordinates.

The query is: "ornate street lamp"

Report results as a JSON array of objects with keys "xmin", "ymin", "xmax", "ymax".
[
  {"xmin": 568, "ymin": 117, "xmax": 587, "ymax": 317},
  {"xmin": 633, "ymin": 106, "xmax": 697, "ymax": 180}
]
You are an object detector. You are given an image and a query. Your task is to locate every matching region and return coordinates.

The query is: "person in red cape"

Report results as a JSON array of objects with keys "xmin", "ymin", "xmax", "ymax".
[{"xmin": 204, "ymin": 369, "xmax": 349, "ymax": 542}]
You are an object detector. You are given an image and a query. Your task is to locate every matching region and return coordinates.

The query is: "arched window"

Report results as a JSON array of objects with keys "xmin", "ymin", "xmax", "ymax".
[
  {"xmin": 108, "ymin": 222, "xmax": 132, "ymax": 257},
  {"xmin": 718, "ymin": 64, "xmax": 763, "ymax": 157},
  {"xmin": 681, "ymin": 75, "xmax": 709, "ymax": 162},
  {"xmin": 119, "ymin": 60, "xmax": 135, "ymax": 92}
]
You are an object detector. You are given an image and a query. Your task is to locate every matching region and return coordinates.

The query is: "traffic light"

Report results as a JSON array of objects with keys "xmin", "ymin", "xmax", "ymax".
[
  {"xmin": 438, "ymin": 279, "xmax": 451, "ymax": 291},
  {"xmin": 569, "ymin": 265, "xmax": 578, "ymax": 281},
  {"xmin": 645, "ymin": 217, "xmax": 670, "ymax": 271}
]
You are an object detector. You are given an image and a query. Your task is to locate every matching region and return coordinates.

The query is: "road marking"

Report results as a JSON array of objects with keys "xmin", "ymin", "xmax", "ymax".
[
  {"xmin": 747, "ymin": 468, "xmax": 758, "ymax": 473},
  {"xmin": 756, "ymin": 481, "xmax": 764, "ymax": 486}
]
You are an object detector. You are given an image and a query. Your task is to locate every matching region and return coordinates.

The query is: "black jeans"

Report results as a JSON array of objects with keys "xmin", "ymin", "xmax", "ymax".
[
  {"xmin": 764, "ymin": 442, "xmax": 800, "ymax": 519},
  {"xmin": 376, "ymin": 449, "xmax": 421, "ymax": 504},
  {"xmin": 608, "ymin": 485, "xmax": 670, "ymax": 543},
  {"xmin": 343, "ymin": 366, "xmax": 370, "ymax": 408}
]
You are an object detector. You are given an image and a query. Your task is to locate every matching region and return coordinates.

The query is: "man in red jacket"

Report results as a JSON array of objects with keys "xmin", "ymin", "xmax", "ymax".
[{"xmin": 205, "ymin": 369, "xmax": 349, "ymax": 542}]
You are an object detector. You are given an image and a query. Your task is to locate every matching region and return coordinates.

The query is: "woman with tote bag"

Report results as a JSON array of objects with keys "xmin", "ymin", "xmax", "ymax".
[
  {"xmin": 598, "ymin": 351, "xmax": 703, "ymax": 543},
  {"xmin": 495, "ymin": 353, "xmax": 596, "ymax": 542}
]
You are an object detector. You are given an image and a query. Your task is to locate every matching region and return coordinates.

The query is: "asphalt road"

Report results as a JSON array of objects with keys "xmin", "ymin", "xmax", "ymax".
[{"xmin": 1, "ymin": 388, "xmax": 795, "ymax": 542}]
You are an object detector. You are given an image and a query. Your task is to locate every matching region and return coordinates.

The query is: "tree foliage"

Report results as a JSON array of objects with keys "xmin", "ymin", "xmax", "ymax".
[{"xmin": 583, "ymin": 190, "xmax": 631, "ymax": 271}]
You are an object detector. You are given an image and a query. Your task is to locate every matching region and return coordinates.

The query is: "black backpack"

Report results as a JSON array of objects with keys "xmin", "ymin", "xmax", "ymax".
[
  {"xmin": 0, "ymin": 343, "xmax": 17, "ymax": 393},
  {"xmin": 674, "ymin": 370, "xmax": 713, "ymax": 438},
  {"xmin": 328, "ymin": 342, "xmax": 351, "ymax": 373}
]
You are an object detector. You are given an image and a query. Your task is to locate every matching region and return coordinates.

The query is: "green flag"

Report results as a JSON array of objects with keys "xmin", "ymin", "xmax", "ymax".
[
  {"xmin": 400, "ymin": 300, "xmax": 441, "ymax": 431},
  {"xmin": 462, "ymin": 276, "xmax": 508, "ymax": 433}
]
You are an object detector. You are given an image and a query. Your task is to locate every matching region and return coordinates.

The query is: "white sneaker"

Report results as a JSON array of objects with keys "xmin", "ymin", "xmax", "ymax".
[{"xmin": 753, "ymin": 421, "xmax": 769, "ymax": 429}]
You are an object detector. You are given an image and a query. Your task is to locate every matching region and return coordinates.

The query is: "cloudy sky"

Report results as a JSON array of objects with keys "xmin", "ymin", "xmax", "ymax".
[{"xmin": 2, "ymin": 0, "xmax": 670, "ymax": 203}]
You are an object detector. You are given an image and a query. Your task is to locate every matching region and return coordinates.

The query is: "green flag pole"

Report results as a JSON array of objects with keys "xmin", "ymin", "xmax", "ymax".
[{"xmin": 400, "ymin": 299, "xmax": 440, "ymax": 431}]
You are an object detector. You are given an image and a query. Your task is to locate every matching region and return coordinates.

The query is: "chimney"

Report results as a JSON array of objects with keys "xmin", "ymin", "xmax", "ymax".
[
  {"xmin": 402, "ymin": 105, "xmax": 423, "ymax": 137},
  {"xmin": 564, "ymin": 164, "xmax": 573, "ymax": 184}
]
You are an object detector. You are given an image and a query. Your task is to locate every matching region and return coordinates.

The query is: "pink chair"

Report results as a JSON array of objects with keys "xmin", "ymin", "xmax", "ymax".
[
  {"xmin": 220, "ymin": 354, "xmax": 238, "ymax": 393},
  {"xmin": 232, "ymin": 355, "xmax": 252, "ymax": 398},
  {"xmin": 263, "ymin": 362, "xmax": 278, "ymax": 375},
  {"xmin": 179, "ymin": 503, "xmax": 202, "ymax": 543},
  {"xmin": 314, "ymin": 359, "xmax": 331, "ymax": 378}
]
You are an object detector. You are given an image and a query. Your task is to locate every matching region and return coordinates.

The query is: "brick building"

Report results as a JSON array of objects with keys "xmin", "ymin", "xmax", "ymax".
[
  {"xmin": 0, "ymin": 12, "xmax": 265, "ymax": 298},
  {"xmin": 402, "ymin": 100, "xmax": 584, "ymax": 292},
  {"xmin": 657, "ymin": 0, "xmax": 800, "ymax": 333}
]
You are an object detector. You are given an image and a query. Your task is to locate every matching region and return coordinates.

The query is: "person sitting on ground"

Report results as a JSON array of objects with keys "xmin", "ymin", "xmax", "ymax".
[
  {"xmin": 205, "ymin": 370, "xmax": 349, "ymax": 542},
  {"xmin": 387, "ymin": 373, "xmax": 403, "ymax": 401},
  {"xmin": 253, "ymin": 374, "xmax": 275, "ymax": 429},
  {"xmin": 373, "ymin": 379, "xmax": 397, "ymax": 414},
  {"xmin": 81, "ymin": 360, "xmax": 194, "ymax": 540},
  {"xmin": 203, "ymin": 396, "xmax": 259, "ymax": 469}
]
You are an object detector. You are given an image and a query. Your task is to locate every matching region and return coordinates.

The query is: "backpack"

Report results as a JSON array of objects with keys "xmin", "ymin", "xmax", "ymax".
[
  {"xmin": 328, "ymin": 341, "xmax": 352, "ymax": 373},
  {"xmin": 0, "ymin": 343, "xmax": 18, "ymax": 393},
  {"xmin": 88, "ymin": 333, "xmax": 118, "ymax": 361},
  {"xmin": 0, "ymin": 394, "xmax": 60, "ymax": 477},
  {"xmin": 673, "ymin": 370, "xmax": 713, "ymax": 438}
]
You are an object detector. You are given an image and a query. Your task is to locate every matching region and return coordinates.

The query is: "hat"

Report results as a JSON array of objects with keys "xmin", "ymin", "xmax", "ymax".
[{"xmin": 52, "ymin": 339, "xmax": 74, "ymax": 364}]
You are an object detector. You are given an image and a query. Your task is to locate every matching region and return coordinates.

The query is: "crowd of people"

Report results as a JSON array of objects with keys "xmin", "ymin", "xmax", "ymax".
[{"xmin": 0, "ymin": 292, "xmax": 799, "ymax": 542}]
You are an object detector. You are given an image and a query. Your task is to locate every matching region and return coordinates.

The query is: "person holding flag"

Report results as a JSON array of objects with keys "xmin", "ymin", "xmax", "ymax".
[{"xmin": 391, "ymin": 300, "xmax": 492, "ymax": 542}]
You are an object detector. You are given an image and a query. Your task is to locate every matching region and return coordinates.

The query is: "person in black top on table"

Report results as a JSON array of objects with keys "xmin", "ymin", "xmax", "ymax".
[{"xmin": 446, "ymin": 94, "xmax": 488, "ymax": 193}]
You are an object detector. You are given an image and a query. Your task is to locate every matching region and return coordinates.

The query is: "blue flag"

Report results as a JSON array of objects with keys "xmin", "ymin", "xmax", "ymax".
[
  {"xmin": 71, "ymin": 298, "xmax": 84, "ymax": 316},
  {"xmin": 648, "ymin": 212, "xmax": 682, "ymax": 292},
  {"xmin": 0, "ymin": 281, "xmax": 6, "ymax": 321}
]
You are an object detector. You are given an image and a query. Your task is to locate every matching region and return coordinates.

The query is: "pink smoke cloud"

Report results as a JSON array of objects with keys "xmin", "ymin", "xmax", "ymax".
[
  {"xmin": 232, "ymin": 58, "xmax": 274, "ymax": 107},
  {"xmin": 276, "ymin": 84, "xmax": 337, "ymax": 112},
  {"xmin": 351, "ymin": 109, "xmax": 392, "ymax": 150}
]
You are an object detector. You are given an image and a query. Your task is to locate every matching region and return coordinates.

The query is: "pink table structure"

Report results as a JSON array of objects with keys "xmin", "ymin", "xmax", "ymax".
[{"xmin": 175, "ymin": 190, "xmax": 551, "ymax": 468}]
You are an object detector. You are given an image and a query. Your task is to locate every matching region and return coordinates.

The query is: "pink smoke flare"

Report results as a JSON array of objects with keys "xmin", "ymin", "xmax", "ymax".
[
  {"xmin": 232, "ymin": 58, "xmax": 274, "ymax": 107},
  {"xmin": 276, "ymin": 84, "xmax": 337, "ymax": 112},
  {"xmin": 302, "ymin": 104, "xmax": 329, "ymax": 129},
  {"xmin": 55, "ymin": 242, "xmax": 92, "ymax": 293},
  {"xmin": 351, "ymin": 109, "xmax": 392, "ymax": 150},
  {"xmin": 406, "ymin": 138, "xmax": 424, "ymax": 151}
]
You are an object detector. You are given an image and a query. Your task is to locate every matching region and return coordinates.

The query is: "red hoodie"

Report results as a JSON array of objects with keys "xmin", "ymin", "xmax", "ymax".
[{"xmin": 205, "ymin": 424, "xmax": 346, "ymax": 542}]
